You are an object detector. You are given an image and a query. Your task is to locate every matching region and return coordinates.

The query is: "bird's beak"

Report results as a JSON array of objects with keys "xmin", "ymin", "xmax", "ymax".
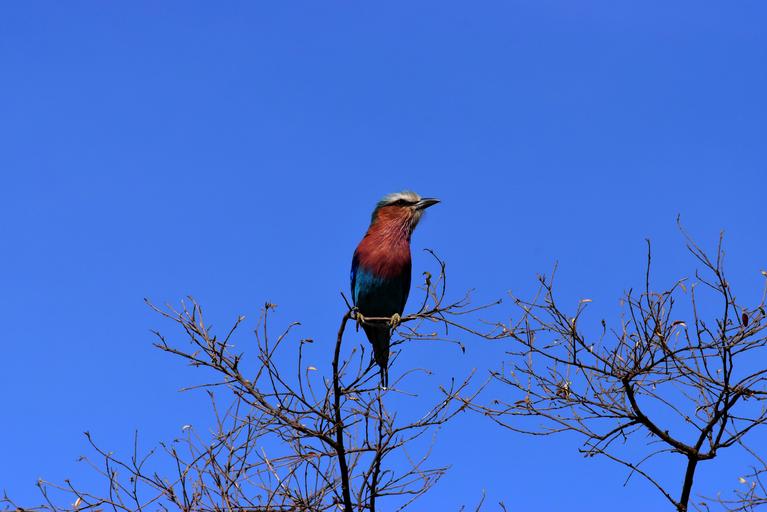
[{"xmin": 415, "ymin": 198, "xmax": 440, "ymax": 210}]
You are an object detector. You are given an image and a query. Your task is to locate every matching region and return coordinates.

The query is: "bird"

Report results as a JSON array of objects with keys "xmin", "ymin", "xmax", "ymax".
[{"xmin": 350, "ymin": 191, "xmax": 440, "ymax": 387}]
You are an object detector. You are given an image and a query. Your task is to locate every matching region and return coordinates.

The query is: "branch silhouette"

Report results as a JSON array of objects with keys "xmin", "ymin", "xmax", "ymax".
[
  {"xmin": 5, "ymin": 251, "xmax": 502, "ymax": 512},
  {"xmin": 479, "ymin": 228, "xmax": 767, "ymax": 511}
]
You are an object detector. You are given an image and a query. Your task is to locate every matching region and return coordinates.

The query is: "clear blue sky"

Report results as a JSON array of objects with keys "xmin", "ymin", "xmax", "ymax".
[{"xmin": 2, "ymin": 2, "xmax": 766, "ymax": 509}]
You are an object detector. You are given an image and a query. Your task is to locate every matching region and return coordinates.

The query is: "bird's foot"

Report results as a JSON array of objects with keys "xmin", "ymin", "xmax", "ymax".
[
  {"xmin": 389, "ymin": 313, "xmax": 401, "ymax": 329},
  {"xmin": 355, "ymin": 310, "xmax": 366, "ymax": 329}
]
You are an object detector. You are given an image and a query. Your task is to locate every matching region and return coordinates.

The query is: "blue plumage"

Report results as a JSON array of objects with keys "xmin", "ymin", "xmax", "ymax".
[{"xmin": 351, "ymin": 255, "xmax": 411, "ymax": 319}]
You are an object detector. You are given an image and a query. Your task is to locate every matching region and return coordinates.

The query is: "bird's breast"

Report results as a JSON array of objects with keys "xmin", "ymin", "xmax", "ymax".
[
  {"xmin": 352, "ymin": 228, "xmax": 413, "ymax": 316},
  {"xmin": 355, "ymin": 235, "xmax": 411, "ymax": 279}
]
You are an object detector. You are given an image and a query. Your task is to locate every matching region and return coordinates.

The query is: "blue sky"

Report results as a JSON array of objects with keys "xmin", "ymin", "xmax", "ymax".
[{"xmin": 2, "ymin": 2, "xmax": 766, "ymax": 509}]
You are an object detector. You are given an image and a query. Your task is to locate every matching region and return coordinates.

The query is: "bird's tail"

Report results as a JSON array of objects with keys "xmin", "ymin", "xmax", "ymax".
[{"xmin": 362, "ymin": 322, "xmax": 390, "ymax": 388}]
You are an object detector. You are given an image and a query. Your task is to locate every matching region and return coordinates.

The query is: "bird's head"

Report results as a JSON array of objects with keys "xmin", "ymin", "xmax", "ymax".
[{"xmin": 369, "ymin": 191, "xmax": 440, "ymax": 235}]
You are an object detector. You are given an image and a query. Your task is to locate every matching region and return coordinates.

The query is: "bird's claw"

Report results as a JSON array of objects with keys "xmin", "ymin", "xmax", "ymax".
[
  {"xmin": 355, "ymin": 310, "xmax": 366, "ymax": 329},
  {"xmin": 389, "ymin": 313, "xmax": 401, "ymax": 329}
]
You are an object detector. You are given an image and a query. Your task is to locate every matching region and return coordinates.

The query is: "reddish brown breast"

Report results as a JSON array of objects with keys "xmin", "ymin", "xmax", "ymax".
[{"xmin": 356, "ymin": 209, "xmax": 413, "ymax": 279}]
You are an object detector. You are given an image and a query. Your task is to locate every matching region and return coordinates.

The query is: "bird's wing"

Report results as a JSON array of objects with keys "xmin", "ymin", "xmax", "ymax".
[
  {"xmin": 350, "ymin": 250, "xmax": 360, "ymax": 306},
  {"xmin": 400, "ymin": 259, "xmax": 412, "ymax": 315}
]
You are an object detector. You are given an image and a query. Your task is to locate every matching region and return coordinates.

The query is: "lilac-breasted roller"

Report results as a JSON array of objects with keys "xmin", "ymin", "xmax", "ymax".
[{"xmin": 350, "ymin": 191, "xmax": 440, "ymax": 387}]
